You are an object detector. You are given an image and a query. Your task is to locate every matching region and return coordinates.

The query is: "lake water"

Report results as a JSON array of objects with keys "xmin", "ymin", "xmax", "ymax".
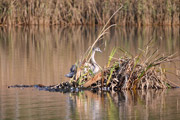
[{"xmin": 0, "ymin": 26, "xmax": 180, "ymax": 120}]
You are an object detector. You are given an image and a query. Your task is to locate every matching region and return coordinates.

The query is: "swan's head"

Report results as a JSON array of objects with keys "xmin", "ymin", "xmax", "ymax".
[{"xmin": 93, "ymin": 47, "xmax": 102, "ymax": 53}]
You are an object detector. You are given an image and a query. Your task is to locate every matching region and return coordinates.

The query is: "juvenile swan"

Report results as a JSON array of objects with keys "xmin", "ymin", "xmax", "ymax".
[
  {"xmin": 88, "ymin": 47, "xmax": 102, "ymax": 74},
  {"xmin": 65, "ymin": 47, "xmax": 102, "ymax": 78}
]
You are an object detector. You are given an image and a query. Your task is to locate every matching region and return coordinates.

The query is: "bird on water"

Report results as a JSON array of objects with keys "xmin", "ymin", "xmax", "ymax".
[{"xmin": 65, "ymin": 47, "xmax": 102, "ymax": 78}]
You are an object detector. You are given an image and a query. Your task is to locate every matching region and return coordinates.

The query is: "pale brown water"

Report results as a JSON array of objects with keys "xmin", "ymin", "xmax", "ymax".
[{"xmin": 0, "ymin": 26, "xmax": 180, "ymax": 120}]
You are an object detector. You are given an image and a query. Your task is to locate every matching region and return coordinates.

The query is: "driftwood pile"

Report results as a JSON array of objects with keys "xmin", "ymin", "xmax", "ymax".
[{"xmin": 83, "ymin": 58, "xmax": 174, "ymax": 91}]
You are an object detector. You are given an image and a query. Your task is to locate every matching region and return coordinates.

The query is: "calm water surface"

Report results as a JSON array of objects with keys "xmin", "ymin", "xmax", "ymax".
[{"xmin": 0, "ymin": 26, "xmax": 180, "ymax": 120}]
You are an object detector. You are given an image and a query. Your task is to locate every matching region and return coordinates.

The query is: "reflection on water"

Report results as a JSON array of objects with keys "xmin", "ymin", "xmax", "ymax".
[
  {"xmin": 0, "ymin": 88, "xmax": 68, "ymax": 120},
  {"xmin": 1, "ymin": 88, "xmax": 180, "ymax": 120},
  {"xmin": 0, "ymin": 26, "xmax": 180, "ymax": 119},
  {"xmin": 68, "ymin": 89, "xmax": 180, "ymax": 120}
]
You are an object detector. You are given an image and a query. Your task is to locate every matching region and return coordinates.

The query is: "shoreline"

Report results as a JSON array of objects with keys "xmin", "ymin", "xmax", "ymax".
[{"xmin": 0, "ymin": 24, "xmax": 179, "ymax": 28}]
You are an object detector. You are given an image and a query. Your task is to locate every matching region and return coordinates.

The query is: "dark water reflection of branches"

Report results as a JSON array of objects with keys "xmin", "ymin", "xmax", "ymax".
[{"xmin": 68, "ymin": 89, "xmax": 179, "ymax": 120}]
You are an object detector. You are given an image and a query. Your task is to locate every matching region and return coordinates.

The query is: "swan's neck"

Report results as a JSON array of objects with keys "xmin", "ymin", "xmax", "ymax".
[
  {"xmin": 90, "ymin": 51, "xmax": 96, "ymax": 65},
  {"xmin": 89, "ymin": 50, "xmax": 100, "ymax": 74}
]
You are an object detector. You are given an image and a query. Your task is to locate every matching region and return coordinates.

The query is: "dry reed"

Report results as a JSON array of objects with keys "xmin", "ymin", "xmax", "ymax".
[{"xmin": 0, "ymin": 0, "xmax": 179, "ymax": 26}]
